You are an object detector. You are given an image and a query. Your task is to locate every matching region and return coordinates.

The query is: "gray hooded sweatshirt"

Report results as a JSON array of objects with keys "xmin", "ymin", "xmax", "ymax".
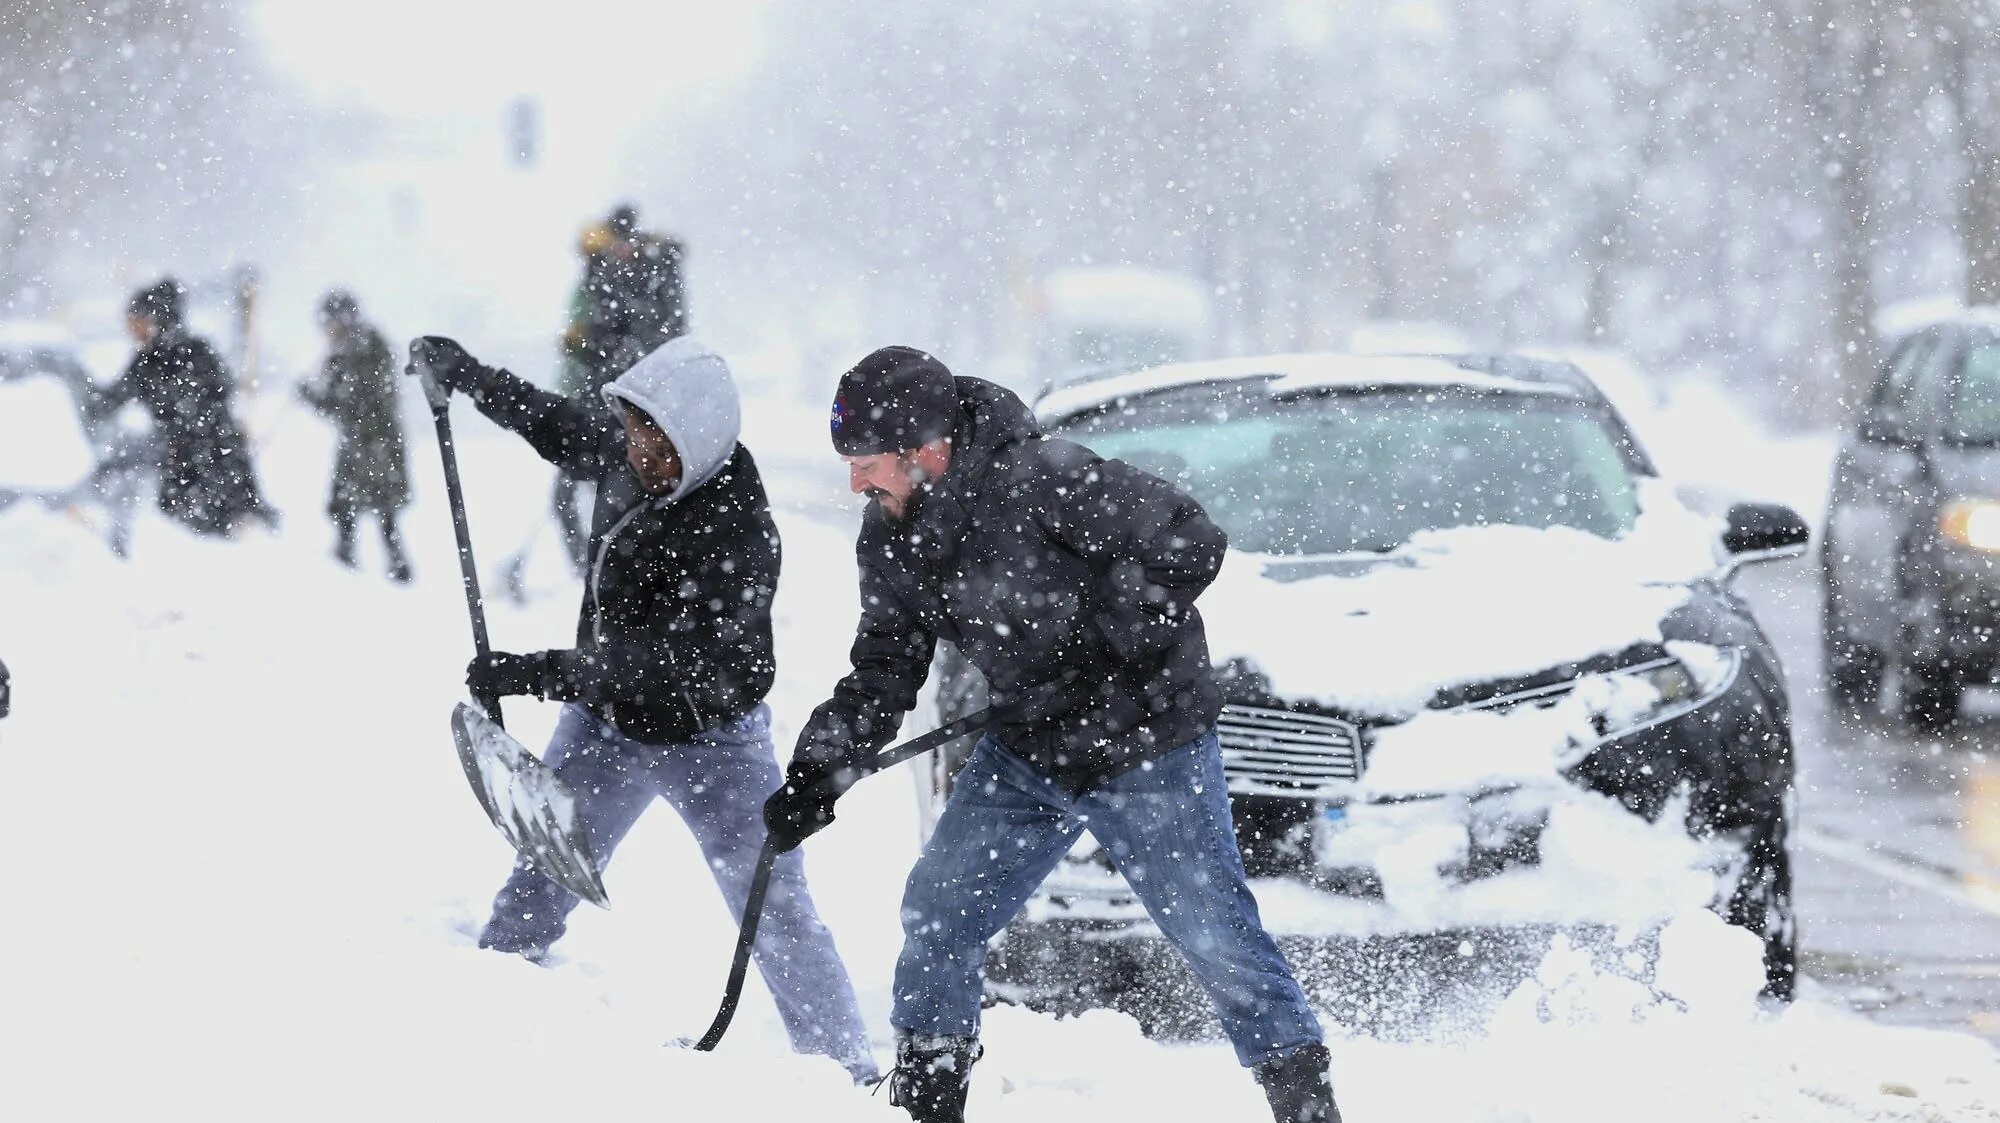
[
  {"xmin": 464, "ymin": 333, "xmax": 778, "ymax": 743},
  {"xmin": 600, "ymin": 335, "xmax": 742, "ymax": 505}
]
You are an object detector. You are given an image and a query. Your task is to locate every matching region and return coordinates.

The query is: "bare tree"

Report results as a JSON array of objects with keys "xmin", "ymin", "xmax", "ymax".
[
  {"xmin": 1786, "ymin": 0, "xmax": 1886, "ymax": 416},
  {"xmin": 1935, "ymin": 3, "xmax": 2000, "ymax": 305},
  {"xmin": 0, "ymin": 0, "xmax": 262, "ymax": 309}
]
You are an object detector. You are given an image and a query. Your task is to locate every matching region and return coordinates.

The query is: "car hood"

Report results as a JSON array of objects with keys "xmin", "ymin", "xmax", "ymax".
[{"xmin": 1199, "ymin": 480, "xmax": 1725, "ymax": 720}]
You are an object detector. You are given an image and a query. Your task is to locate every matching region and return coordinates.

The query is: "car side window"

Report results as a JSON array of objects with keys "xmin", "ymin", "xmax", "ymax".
[
  {"xmin": 1947, "ymin": 339, "xmax": 2000, "ymax": 444},
  {"xmin": 1862, "ymin": 335, "xmax": 1936, "ymax": 442}
]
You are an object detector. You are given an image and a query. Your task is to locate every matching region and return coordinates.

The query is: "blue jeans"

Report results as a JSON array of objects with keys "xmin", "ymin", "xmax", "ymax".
[
  {"xmin": 482, "ymin": 704, "xmax": 874, "ymax": 1077},
  {"xmin": 893, "ymin": 732, "xmax": 1323, "ymax": 1067}
]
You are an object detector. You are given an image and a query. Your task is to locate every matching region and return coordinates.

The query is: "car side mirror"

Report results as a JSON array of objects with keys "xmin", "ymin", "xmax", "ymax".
[{"xmin": 1718, "ymin": 502, "xmax": 1810, "ymax": 578}]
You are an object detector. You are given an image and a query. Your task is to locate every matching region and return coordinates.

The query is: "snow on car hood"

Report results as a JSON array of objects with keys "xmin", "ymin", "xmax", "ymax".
[{"xmin": 1198, "ymin": 479, "xmax": 1724, "ymax": 719}]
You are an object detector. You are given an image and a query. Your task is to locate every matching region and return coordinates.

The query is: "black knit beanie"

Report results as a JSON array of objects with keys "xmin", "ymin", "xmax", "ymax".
[
  {"xmin": 830, "ymin": 346, "xmax": 959, "ymax": 456},
  {"xmin": 128, "ymin": 277, "xmax": 186, "ymax": 331}
]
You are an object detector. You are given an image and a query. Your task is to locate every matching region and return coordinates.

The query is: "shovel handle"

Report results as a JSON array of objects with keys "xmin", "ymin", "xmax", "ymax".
[
  {"xmin": 687, "ymin": 708, "xmax": 991, "ymax": 1052},
  {"xmin": 412, "ymin": 342, "xmax": 502, "ymax": 726}
]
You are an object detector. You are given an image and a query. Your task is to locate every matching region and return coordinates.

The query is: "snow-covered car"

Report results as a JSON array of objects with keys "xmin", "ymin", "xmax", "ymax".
[{"xmin": 920, "ymin": 352, "xmax": 1810, "ymax": 1027}]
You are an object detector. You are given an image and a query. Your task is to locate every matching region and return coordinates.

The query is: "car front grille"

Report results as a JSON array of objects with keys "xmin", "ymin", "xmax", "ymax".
[{"xmin": 1217, "ymin": 704, "xmax": 1363, "ymax": 799}]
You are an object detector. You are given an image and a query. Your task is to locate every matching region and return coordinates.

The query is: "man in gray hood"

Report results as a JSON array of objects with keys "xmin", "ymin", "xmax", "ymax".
[{"xmin": 407, "ymin": 335, "xmax": 877, "ymax": 1083}]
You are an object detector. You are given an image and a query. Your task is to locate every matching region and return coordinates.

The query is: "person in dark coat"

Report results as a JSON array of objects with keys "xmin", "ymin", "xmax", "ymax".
[
  {"xmin": 298, "ymin": 291, "xmax": 412, "ymax": 581},
  {"xmin": 406, "ymin": 333, "xmax": 877, "ymax": 1083},
  {"xmin": 89, "ymin": 278, "xmax": 275, "ymax": 538},
  {"xmin": 763, "ymin": 347, "xmax": 1340, "ymax": 1123},
  {"xmin": 568, "ymin": 203, "xmax": 689, "ymax": 389},
  {"xmin": 548, "ymin": 204, "xmax": 689, "ymax": 574}
]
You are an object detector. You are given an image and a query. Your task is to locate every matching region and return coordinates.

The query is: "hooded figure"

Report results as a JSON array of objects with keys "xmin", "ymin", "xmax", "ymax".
[
  {"xmin": 90, "ymin": 277, "xmax": 274, "ymax": 537},
  {"xmin": 598, "ymin": 335, "xmax": 739, "ymax": 504},
  {"xmin": 403, "ymin": 333, "xmax": 877, "ymax": 1083}
]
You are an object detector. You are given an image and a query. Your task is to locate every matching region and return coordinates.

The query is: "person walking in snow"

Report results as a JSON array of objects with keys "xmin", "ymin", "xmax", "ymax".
[
  {"xmin": 89, "ymin": 278, "xmax": 276, "ymax": 539},
  {"xmin": 405, "ymin": 333, "xmax": 878, "ymax": 1083},
  {"xmin": 762, "ymin": 347, "xmax": 1340, "ymax": 1123},
  {"xmin": 298, "ymin": 291, "xmax": 412, "ymax": 581},
  {"xmin": 548, "ymin": 204, "xmax": 690, "ymax": 574}
]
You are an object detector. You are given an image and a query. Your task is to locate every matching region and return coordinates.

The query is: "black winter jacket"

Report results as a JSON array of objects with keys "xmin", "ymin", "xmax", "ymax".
[
  {"xmin": 301, "ymin": 322, "xmax": 409, "ymax": 516},
  {"xmin": 802, "ymin": 377, "xmax": 1227, "ymax": 794},
  {"xmin": 464, "ymin": 368, "xmax": 777, "ymax": 745},
  {"xmin": 91, "ymin": 329, "xmax": 268, "ymax": 534}
]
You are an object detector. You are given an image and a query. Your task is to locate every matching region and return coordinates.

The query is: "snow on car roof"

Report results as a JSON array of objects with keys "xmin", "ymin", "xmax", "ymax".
[
  {"xmin": 1874, "ymin": 297, "xmax": 2000, "ymax": 344},
  {"xmin": 1035, "ymin": 351, "xmax": 1581, "ymax": 423}
]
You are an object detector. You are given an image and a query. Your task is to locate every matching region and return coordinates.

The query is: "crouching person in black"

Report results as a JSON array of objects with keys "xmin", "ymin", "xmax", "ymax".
[
  {"xmin": 764, "ymin": 347, "xmax": 1339, "ymax": 1122},
  {"xmin": 91, "ymin": 279, "xmax": 276, "ymax": 539}
]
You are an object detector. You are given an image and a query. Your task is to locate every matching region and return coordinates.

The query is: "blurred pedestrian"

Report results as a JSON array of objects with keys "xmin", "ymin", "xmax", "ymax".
[
  {"xmin": 549, "ymin": 203, "xmax": 688, "ymax": 573},
  {"xmin": 298, "ymin": 290, "xmax": 412, "ymax": 581},
  {"xmin": 89, "ymin": 278, "xmax": 276, "ymax": 539}
]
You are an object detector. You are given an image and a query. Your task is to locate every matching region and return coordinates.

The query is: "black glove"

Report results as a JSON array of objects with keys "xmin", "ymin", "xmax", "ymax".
[
  {"xmin": 763, "ymin": 758, "xmax": 863, "ymax": 853},
  {"xmin": 465, "ymin": 651, "xmax": 551, "ymax": 700},
  {"xmin": 406, "ymin": 336, "xmax": 491, "ymax": 393}
]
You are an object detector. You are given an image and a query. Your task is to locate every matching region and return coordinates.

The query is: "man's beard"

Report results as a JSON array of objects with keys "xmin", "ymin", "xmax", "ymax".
[{"xmin": 867, "ymin": 486, "xmax": 926, "ymax": 522}]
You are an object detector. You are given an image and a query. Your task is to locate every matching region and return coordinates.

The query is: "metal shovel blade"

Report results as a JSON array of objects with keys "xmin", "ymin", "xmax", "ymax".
[{"xmin": 449, "ymin": 701, "xmax": 611, "ymax": 909}]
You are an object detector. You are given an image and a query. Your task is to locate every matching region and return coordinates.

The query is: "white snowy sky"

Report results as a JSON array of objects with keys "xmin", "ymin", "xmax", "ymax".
[{"xmin": 254, "ymin": 0, "xmax": 770, "ymax": 113}]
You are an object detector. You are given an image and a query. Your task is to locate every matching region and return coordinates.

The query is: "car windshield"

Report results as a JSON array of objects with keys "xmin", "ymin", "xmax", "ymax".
[
  {"xmin": 1948, "ymin": 341, "xmax": 2000, "ymax": 444},
  {"xmin": 1058, "ymin": 384, "xmax": 1645, "ymax": 554}
]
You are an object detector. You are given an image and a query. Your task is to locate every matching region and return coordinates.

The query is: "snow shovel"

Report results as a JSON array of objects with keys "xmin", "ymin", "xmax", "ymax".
[
  {"xmin": 681, "ymin": 706, "xmax": 992, "ymax": 1052},
  {"xmin": 409, "ymin": 344, "xmax": 609, "ymax": 909}
]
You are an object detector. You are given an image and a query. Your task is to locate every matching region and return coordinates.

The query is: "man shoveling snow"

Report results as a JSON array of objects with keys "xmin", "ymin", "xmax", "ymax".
[
  {"xmin": 407, "ymin": 334, "xmax": 878, "ymax": 1083},
  {"xmin": 763, "ymin": 347, "xmax": 1339, "ymax": 1122}
]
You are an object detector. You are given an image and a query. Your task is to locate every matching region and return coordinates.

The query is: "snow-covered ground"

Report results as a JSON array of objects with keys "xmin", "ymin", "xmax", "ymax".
[{"xmin": 2, "ymin": 379, "xmax": 1997, "ymax": 1120}]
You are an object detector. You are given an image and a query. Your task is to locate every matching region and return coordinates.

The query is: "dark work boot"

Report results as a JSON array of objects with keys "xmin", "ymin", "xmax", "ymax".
[
  {"xmin": 885, "ymin": 1035, "xmax": 981, "ymax": 1122},
  {"xmin": 476, "ymin": 927, "xmax": 550, "ymax": 965},
  {"xmin": 332, "ymin": 514, "xmax": 358, "ymax": 569},
  {"xmin": 382, "ymin": 516, "xmax": 413, "ymax": 583},
  {"xmin": 1253, "ymin": 1044, "xmax": 1340, "ymax": 1123}
]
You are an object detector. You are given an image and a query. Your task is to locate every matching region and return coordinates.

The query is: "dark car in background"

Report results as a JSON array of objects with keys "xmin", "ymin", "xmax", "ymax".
[
  {"xmin": 1824, "ymin": 316, "xmax": 2000, "ymax": 729},
  {"xmin": 922, "ymin": 352, "xmax": 1810, "ymax": 1028}
]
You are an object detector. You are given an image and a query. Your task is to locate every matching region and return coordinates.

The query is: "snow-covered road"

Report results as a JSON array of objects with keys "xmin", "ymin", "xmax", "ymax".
[{"xmin": 1, "ymin": 388, "xmax": 1997, "ymax": 1120}]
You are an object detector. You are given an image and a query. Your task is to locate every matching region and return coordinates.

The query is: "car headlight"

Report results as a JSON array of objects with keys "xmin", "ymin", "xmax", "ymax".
[
  {"xmin": 1626, "ymin": 659, "xmax": 1697, "ymax": 706},
  {"xmin": 1941, "ymin": 499, "xmax": 2000, "ymax": 552},
  {"xmin": 1563, "ymin": 648, "xmax": 1739, "ymax": 752},
  {"xmin": 1447, "ymin": 647, "xmax": 1740, "ymax": 772}
]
